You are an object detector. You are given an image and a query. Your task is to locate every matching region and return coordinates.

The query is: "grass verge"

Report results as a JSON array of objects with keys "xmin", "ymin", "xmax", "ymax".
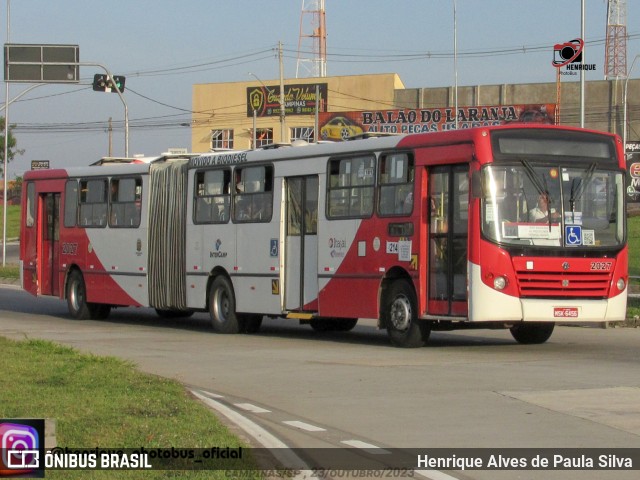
[
  {"xmin": 0, "ymin": 204, "xmax": 20, "ymax": 239},
  {"xmin": 0, "ymin": 264, "xmax": 19, "ymax": 278},
  {"xmin": 0, "ymin": 337, "xmax": 263, "ymax": 479}
]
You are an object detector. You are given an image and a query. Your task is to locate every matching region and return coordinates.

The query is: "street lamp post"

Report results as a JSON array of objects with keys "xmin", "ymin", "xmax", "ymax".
[
  {"xmin": 248, "ymin": 72, "xmax": 267, "ymax": 148},
  {"xmin": 623, "ymin": 55, "xmax": 640, "ymax": 155},
  {"xmin": 580, "ymin": 0, "xmax": 585, "ymax": 128},
  {"xmin": 453, "ymin": 0, "xmax": 458, "ymax": 129},
  {"xmin": 2, "ymin": 0, "xmax": 10, "ymax": 267}
]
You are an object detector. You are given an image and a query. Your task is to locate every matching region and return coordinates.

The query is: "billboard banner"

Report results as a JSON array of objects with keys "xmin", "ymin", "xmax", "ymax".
[
  {"xmin": 247, "ymin": 83, "xmax": 327, "ymax": 117},
  {"xmin": 625, "ymin": 141, "xmax": 640, "ymax": 203},
  {"xmin": 318, "ymin": 104, "xmax": 556, "ymax": 141}
]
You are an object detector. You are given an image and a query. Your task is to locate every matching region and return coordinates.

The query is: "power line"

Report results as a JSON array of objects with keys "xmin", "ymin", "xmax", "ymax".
[{"xmin": 286, "ymin": 32, "xmax": 640, "ymax": 62}]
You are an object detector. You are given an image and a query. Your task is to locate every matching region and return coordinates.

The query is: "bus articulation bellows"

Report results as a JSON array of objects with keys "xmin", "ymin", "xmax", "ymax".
[{"xmin": 20, "ymin": 125, "xmax": 628, "ymax": 347}]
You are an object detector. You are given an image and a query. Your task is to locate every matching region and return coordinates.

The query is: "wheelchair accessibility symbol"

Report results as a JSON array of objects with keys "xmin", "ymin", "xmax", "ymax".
[
  {"xmin": 270, "ymin": 238, "xmax": 279, "ymax": 257},
  {"xmin": 565, "ymin": 226, "xmax": 582, "ymax": 246}
]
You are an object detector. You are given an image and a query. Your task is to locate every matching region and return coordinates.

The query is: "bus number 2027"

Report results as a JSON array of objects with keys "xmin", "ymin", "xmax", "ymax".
[{"xmin": 590, "ymin": 262, "xmax": 612, "ymax": 271}]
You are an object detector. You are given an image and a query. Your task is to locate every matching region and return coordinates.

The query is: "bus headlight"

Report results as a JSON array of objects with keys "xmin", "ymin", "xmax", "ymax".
[
  {"xmin": 493, "ymin": 276, "xmax": 507, "ymax": 290},
  {"xmin": 616, "ymin": 278, "xmax": 626, "ymax": 291}
]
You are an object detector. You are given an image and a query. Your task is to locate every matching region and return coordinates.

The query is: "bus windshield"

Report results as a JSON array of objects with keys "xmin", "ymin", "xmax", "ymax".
[{"xmin": 481, "ymin": 162, "xmax": 624, "ymax": 248}]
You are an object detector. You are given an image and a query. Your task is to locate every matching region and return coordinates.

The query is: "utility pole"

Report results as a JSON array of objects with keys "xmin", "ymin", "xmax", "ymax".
[{"xmin": 279, "ymin": 41, "xmax": 287, "ymax": 143}]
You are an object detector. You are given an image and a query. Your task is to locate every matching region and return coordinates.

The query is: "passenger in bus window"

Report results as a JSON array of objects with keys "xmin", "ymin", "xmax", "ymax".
[
  {"xmin": 252, "ymin": 202, "xmax": 265, "ymax": 220},
  {"xmin": 236, "ymin": 197, "xmax": 252, "ymax": 221},
  {"xmin": 401, "ymin": 188, "xmax": 413, "ymax": 214},
  {"xmin": 110, "ymin": 181, "xmax": 119, "ymax": 201}
]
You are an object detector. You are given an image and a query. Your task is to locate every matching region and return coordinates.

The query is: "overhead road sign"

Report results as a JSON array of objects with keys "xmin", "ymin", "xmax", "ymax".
[{"xmin": 4, "ymin": 43, "xmax": 79, "ymax": 83}]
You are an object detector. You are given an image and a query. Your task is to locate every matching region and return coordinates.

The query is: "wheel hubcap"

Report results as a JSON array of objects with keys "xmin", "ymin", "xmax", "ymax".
[
  {"xmin": 214, "ymin": 289, "xmax": 229, "ymax": 322},
  {"xmin": 390, "ymin": 294, "xmax": 412, "ymax": 332},
  {"xmin": 71, "ymin": 280, "xmax": 83, "ymax": 311}
]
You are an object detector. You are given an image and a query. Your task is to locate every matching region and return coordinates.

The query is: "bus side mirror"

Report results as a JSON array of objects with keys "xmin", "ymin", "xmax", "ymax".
[{"xmin": 471, "ymin": 171, "xmax": 483, "ymax": 199}]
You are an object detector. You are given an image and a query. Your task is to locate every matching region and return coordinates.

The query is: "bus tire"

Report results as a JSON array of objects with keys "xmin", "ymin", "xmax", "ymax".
[
  {"xmin": 208, "ymin": 276, "xmax": 240, "ymax": 334},
  {"xmin": 66, "ymin": 270, "xmax": 110, "ymax": 320},
  {"xmin": 383, "ymin": 279, "xmax": 429, "ymax": 348},
  {"xmin": 510, "ymin": 322, "xmax": 555, "ymax": 344}
]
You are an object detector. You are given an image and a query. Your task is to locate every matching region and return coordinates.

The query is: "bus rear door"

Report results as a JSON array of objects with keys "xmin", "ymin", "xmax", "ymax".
[{"xmin": 284, "ymin": 175, "xmax": 319, "ymax": 311}]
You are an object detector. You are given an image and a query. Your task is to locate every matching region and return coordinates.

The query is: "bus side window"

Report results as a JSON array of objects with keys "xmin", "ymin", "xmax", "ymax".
[
  {"xmin": 109, "ymin": 177, "xmax": 142, "ymax": 227},
  {"xmin": 378, "ymin": 153, "xmax": 414, "ymax": 216},
  {"xmin": 79, "ymin": 179, "xmax": 108, "ymax": 227},
  {"xmin": 233, "ymin": 166, "xmax": 273, "ymax": 223},
  {"xmin": 64, "ymin": 180, "xmax": 78, "ymax": 227},
  {"xmin": 327, "ymin": 155, "xmax": 375, "ymax": 219},
  {"xmin": 194, "ymin": 169, "xmax": 230, "ymax": 224}
]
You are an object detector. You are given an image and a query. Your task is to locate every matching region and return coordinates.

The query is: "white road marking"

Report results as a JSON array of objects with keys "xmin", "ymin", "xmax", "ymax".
[
  {"xmin": 193, "ymin": 390, "xmax": 459, "ymax": 480},
  {"xmin": 199, "ymin": 390, "xmax": 224, "ymax": 399},
  {"xmin": 191, "ymin": 390, "xmax": 315, "ymax": 479},
  {"xmin": 340, "ymin": 440, "xmax": 390, "ymax": 454},
  {"xmin": 283, "ymin": 420, "xmax": 326, "ymax": 432},
  {"xmin": 234, "ymin": 402, "xmax": 271, "ymax": 413}
]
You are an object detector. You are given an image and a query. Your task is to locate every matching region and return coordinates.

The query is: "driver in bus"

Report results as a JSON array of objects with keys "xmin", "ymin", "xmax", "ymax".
[{"xmin": 529, "ymin": 193, "xmax": 560, "ymax": 223}]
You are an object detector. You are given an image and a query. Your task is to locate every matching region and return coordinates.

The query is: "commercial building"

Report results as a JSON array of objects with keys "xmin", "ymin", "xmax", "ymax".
[{"xmin": 191, "ymin": 73, "xmax": 639, "ymax": 152}]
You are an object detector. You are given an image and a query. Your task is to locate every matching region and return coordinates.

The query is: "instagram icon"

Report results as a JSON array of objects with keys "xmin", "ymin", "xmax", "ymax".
[{"xmin": 0, "ymin": 422, "xmax": 40, "ymax": 476}]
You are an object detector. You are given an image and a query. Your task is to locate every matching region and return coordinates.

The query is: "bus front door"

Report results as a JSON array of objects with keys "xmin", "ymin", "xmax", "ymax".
[
  {"xmin": 427, "ymin": 166, "xmax": 469, "ymax": 316},
  {"xmin": 284, "ymin": 176, "xmax": 319, "ymax": 311},
  {"xmin": 37, "ymin": 192, "xmax": 60, "ymax": 296}
]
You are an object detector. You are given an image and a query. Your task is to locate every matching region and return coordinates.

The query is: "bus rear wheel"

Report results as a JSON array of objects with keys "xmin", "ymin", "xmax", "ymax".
[
  {"xmin": 66, "ymin": 270, "xmax": 111, "ymax": 320},
  {"xmin": 510, "ymin": 322, "xmax": 555, "ymax": 344},
  {"xmin": 382, "ymin": 279, "xmax": 430, "ymax": 348},
  {"xmin": 208, "ymin": 276, "xmax": 240, "ymax": 334}
]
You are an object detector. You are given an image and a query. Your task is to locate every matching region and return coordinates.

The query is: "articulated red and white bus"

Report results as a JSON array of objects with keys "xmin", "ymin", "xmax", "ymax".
[{"xmin": 20, "ymin": 125, "xmax": 628, "ymax": 347}]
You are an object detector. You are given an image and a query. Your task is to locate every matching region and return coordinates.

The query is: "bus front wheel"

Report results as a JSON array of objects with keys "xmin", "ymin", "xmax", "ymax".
[
  {"xmin": 382, "ymin": 279, "xmax": 430, "ymax": 348},
  {"xmin": 510, "ymin": 322, "xmax": 555, "ymax": 344},
  {"xmin": 66, "ymin": 270, "xmax": 111, "ymax": 320},
  {"xmin": 208, "ymin": 276, "xmax": 240, "ymax": 334}
]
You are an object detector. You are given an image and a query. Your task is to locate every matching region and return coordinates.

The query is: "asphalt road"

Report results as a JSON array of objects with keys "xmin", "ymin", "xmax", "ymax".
[{"xmin": 1, "ymin": 286, "xmax": 639, "ymax": 480}]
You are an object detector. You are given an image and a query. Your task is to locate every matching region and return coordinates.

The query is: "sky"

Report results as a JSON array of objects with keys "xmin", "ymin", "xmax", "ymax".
[{"xmin": 1, "ymin": 0, "xmax": 639, "ymax": 177}]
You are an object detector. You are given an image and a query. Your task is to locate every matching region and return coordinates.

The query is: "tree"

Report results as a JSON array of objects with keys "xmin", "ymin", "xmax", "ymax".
[{"xmin": 0, "ymin": 116, "xmax": 24, "ymax": 177}]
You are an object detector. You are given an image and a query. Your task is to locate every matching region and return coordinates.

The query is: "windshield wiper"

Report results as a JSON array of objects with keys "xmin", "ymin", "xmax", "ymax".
[
  {"xmin": 520, "ymin": 159, "xmax": 555, "ymax": 230},
  {"xmin": 520, "ymin": 159, "xmax": 547, "ymax": 197},
  {"xmin": 569, "ymin": 162, "xmax": 597, "ymax": 213}
]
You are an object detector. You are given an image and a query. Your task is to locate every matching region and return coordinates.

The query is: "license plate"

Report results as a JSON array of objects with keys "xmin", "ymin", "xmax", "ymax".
[{"xmin": 554, "ymin": 307, "xmax": 579, "ymax": 318}]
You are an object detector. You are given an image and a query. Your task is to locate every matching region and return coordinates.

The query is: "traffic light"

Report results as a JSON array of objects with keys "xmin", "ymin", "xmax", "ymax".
[{"xmin": 92, "ymin": 74, "xmax": 125, "ymax": 93}]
